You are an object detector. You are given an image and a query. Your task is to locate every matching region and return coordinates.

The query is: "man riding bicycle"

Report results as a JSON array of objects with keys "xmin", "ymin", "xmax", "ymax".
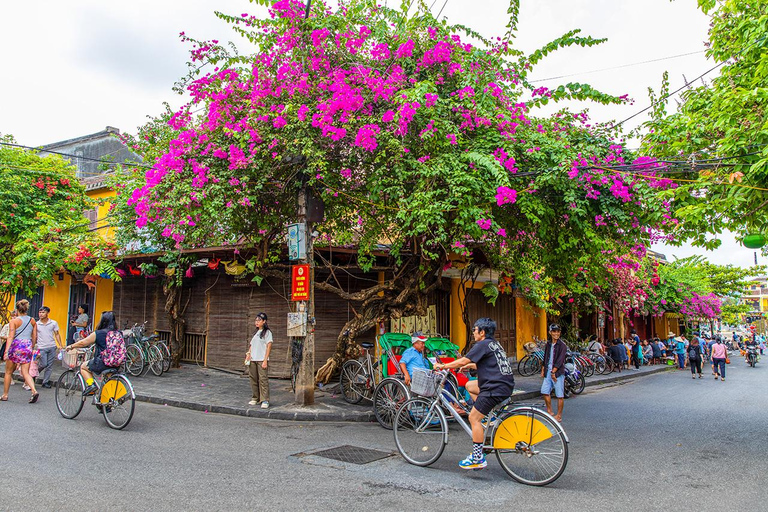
[{"xmin": 434, "ymin": 318, "xmax": 515, "ymax": 470}]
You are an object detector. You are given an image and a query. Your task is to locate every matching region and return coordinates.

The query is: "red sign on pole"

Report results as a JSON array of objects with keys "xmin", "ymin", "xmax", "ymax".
[{"xmin": 291, "ymin": 264, "xmax": 310, "ymax": 301}]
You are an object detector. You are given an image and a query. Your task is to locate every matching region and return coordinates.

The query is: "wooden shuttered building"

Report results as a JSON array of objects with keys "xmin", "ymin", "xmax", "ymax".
[{"xmin": 112, "ymin": 265, "xmax": 404, "ymax": 378}]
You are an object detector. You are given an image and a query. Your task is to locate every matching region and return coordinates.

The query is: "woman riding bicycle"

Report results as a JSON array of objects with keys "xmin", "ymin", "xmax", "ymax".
[
  {"xmin": 434, "ymin": 317, "xmax": 515, "ymax": 470},
  {"xmin": 66, "ymin": 311, "xmax": 122, "ymax": 396}
]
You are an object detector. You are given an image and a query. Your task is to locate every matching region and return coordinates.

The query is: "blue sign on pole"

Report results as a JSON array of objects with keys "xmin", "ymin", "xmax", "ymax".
[{"xmin": 287, "ymin": 223, "xmax": 306, "ymax": 261}]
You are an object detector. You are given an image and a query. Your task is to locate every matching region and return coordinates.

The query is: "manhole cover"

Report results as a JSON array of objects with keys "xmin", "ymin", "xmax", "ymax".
[{"xmin": 302, "ymin": 445, "xmax": 394, "ymax": 465}]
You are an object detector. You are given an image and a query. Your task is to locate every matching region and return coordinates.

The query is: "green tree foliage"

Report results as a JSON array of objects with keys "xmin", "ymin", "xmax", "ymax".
[
  {"xmin": 641, "ymin": 0, "xmax": 768, "ymax": 248},
  {"xmin": 0, "ymin": 135, "xmax": 117, "ymax": 318},
  {"xmin": 115, "ymin": 0, "xmax": 676, "ymax": 317}
]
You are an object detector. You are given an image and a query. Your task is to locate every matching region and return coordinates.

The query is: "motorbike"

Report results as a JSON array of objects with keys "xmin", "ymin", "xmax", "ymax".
[
  {"xmin": 746, "ymin": 346, "xmax": 759, "ymax": 367},
  {"xmin": 563, "ymin": 362, "xmax": 585, "ymax": 398}
]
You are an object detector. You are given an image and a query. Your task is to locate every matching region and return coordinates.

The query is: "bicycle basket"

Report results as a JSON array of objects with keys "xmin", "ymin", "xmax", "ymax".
[
  {"xmin": 61, "ymin": 350, "xmax": 80, "ymax": 369},
  {"xmin": 410, "ymin": 369, "xmax": 439, "ymax": 397},
  {"xmin": 523, "ymin": 342, "xmax": 537, "ymax": 354}
]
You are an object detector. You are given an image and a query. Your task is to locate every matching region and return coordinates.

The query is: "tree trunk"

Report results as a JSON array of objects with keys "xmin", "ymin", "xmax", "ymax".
[
  {"xmin": 163, "ymin": 277, "xmax": 187, "ymax": 368},
  {"xmin": 314, "ymin": 254, "xmax": 444, "ymax": 383}
]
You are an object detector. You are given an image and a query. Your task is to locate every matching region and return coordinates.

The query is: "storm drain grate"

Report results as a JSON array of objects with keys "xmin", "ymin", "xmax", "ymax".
[{"xmin": 302, "ymin": 445, "xmax": 394, "ymax": 465}]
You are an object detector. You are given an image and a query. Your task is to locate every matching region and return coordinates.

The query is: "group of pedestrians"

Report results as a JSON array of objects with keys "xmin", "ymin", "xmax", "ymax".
[{"xmin": 1, "ymin": 300, "xmax": 66, "ymax": 402}]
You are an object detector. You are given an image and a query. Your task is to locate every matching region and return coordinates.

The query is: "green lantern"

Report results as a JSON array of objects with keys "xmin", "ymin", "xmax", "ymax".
[{"xmin": 742, "ymin": 234, "xmax": 767, "ymax": 249}]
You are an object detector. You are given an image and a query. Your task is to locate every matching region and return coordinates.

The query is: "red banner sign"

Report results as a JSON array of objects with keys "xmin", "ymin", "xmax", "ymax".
[{"xmin": 291, "ymin": 264, "xmax": 310, "ymax": 301}]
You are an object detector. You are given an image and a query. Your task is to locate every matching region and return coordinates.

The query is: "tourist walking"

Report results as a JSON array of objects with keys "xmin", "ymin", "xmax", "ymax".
[
  {"xmin": 540, "ymin": 324, "xmax": 567, "ymax": 422},
  {"xmin": 674, "ymin": 336, "xmax": 687, "ymax": 369},
  {"xmin": 711, "ymin": 337, "xmax": 727, "ymax": 381},
  {"xmin": 36, "ymin": 306, "xmax": 63, "ymax": 388},
  {"xmin": 688, "ymin": 337, "xmax": 703, "ymax": 379},
  {"xmin": 245, "ymin": 312, "xmax": 272, "ymax": 409},
  {"xmin": 2, "ymin": 300, "xmax": 39, "ymax": 403}
]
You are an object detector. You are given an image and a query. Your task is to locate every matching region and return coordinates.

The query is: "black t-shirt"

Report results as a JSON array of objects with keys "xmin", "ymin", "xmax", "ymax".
[
  {"xmin": 465, "ymin": 337, "xmax": 515, "ymax": 397},
  {"xmin": 94, "ymin": 329, "xmax": 109, "ymax": 358}
]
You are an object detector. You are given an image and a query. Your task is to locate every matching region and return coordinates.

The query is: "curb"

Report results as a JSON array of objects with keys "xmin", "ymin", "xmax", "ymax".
[
  {"xmin": 510, "ymin": 365, "xmax": 674, "ymax": 402},
  {"xmin": 1, "ymin": 365, "xmax": 670, "ymax": 423}
]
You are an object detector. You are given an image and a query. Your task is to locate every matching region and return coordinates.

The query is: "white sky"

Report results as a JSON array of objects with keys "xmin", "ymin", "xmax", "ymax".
[{"xmin": 0, "ymin": 0, "xmax": 762, "ymax": 268}]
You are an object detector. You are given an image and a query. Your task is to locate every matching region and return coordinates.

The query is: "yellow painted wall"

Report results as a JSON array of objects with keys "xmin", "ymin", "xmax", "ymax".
[
  {"xmin": 87, "ymin": 189, "xmax": 116, "ymax": 242},
  {"xmin": 515, "ymin": 297, "xmax": 548, "ymax": 359},
  {"xmin": 42, "ymin": 274, "xmax": 73, "ymax": 330},
  {"xmin": 94, "ymin": 278, "xmax": 115, "ymax": 319},
  {"xmin": 450, "ymin": 278, "xmax": 467, "ymax": 351}
]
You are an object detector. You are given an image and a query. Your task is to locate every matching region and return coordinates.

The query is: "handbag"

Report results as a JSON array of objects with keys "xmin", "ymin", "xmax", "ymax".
[
  {"xmin": 0, "ymin": 341, "xmax": 5, "ymax": 360},
  {"xmin": 725, "ymin": 357, "xmax": 731, "ymax": 364}
]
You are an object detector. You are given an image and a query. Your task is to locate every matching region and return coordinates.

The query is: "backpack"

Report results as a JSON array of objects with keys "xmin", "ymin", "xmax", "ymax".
[
  {"xmin": 102, "ymin": 330, "xmax": 126, "ymax": 367},
  {"xmin": 688, "ymin": 347, "xmax": 697, "ymax": 360}
]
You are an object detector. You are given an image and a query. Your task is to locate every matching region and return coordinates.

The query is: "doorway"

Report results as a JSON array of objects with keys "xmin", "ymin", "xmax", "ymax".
[{"xmin": 67, "ymin": 283, "xmax": 95, "ymax": 344}]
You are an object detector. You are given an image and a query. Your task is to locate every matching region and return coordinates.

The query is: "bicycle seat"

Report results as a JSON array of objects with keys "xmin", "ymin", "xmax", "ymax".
[
  {"xmin": 100, "ymin": 368, "xmax": 120, "ymax": 377},
  {"xmin": 360, "ymin": 342, "xmax": 374, "ymax": 349}
]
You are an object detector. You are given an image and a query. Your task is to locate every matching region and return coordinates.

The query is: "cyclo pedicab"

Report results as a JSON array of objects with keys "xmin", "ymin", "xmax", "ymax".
[{"xmin": 339, "ymin": 333, "xmax": 413, "ymax": 429}]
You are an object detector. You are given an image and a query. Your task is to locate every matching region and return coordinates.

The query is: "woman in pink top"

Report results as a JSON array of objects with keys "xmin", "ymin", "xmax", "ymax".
[{"xmin": 711, "ymin": 339, "xmax": 727, "ymax": 381}]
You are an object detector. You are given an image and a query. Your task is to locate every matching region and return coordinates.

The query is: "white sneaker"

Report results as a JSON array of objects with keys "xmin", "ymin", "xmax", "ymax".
[
  {"xmin": 261, "ymin": 401, "xmax": 269, "ymax": 409},
  {"xmin": 248, "ymin": 400, "xmax": 258, "ymax": 406},
  {"xmin": 23, "ymin": 384, "xmax": 31, "ymax": 390}
]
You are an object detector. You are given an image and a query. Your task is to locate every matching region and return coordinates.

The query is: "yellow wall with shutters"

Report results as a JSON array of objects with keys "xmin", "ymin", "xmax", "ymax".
[{"xmin": 88, "ymin": 188, "xmax": 116, "ymax": 243}]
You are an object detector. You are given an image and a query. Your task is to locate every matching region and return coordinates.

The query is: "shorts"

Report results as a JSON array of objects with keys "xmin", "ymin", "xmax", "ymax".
[
  {"xmin": 541, "ymin": 374, "xmax": 565, "ymax": 398},
  {"xmin": 87, "ymin": 356, "xmax": 109, "ymax": 375},
  {"xmin": 7, "ymin": 339, "xmax": 33, "ymax": 364},
  {"xmin": 473, "ymin": 394, "xmax": 510, "ymax": 416}
]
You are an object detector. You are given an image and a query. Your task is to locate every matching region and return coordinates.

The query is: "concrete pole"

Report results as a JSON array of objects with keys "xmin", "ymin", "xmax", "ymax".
[{"xmin": 295, "ymin": 185, "xmax": 315, "ymax": 405}]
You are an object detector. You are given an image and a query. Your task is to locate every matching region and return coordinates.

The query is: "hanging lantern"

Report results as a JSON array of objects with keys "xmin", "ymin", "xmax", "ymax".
[{"xmin": 742, "ymin": 234, "xmax": 766, "ymax": 249}]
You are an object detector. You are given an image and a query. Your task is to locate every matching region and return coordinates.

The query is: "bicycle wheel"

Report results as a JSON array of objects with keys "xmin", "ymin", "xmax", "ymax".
[
  {"xmin": 570, "ymin": 374, "xmax": 586, "ymax": 395},
  {"xmin": 125, "ymin": 345, "xmax": 144, "ymax": 377},
  {"xmin": 146, "ymin": 345, "xmax": 164, "ymax": 376},
  {"xmin": 393, "ymin": 397, "xmax": 448, "ymax": 466},
  {"xmin": 339, "ymin": 360, "xmax": 366, "ymax": 404},
  {"xmin": 373, "ymin": 378, "xmax": 410, "ymax": 430},
  {"xmin": 581, "ymin": 357, "xmax": 594, "ymax": 377},
  {"xmin": 157, "ymin": 342, "xmax": 172, "ymax": 373},
  {"xmin": 492, "ymin": 407, "xmax": 569, "ymax": 486},
  {"xmin": 55, "ymin": 370, "xmax": 85, "ymax": 419},
  {"xmin": 517, "ymin": 355, "xmax": 531, "ymax": 376},
  {"xmin": 593, "ymin": 356, "xmax": 607, "ymax": 375},
  {"xmin": 101, "ymin": 375, "xmax": 136, "ymax": 430}
]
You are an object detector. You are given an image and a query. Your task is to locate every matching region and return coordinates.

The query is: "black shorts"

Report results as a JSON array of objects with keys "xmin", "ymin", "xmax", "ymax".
[
  {"xmin": 87, "ymin": 356, "xmax": 109, "ymax": 375},
  {"xmin": 473, "ymin": 394, "xmax": 511, "ymax": 416}
]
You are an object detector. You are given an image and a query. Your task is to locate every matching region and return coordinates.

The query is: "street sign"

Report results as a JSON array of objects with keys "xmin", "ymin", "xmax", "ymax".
[
  {"xmin": 287, "ymin": 223, "xmax": 306, "ymax": 260},
  {"xmin": 291, "ymin": 264, "xmax": 310, "ymax": 301}
]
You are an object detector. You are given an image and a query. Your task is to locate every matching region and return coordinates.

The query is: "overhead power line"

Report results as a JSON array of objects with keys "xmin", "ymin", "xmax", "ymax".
[
  {"xmin": 611, "ymin": 34, "xmax": 768, "ymax": 129},
  {"xmin": 0, "ymin": 141, "xmax": 152, "ymax": 169},
  {"xmin": 530, "ymin": 50, "xmax": 707, "ymax": 83}
]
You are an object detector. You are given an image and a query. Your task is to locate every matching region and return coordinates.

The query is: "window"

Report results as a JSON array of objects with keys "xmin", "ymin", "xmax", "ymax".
[{"xmin": 83, "ymin": 208, "xmax": 97, "ymax": 230}]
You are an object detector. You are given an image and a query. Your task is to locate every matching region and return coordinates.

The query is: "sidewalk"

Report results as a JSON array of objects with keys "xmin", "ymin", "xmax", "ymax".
[{"xmin": 1, "ymin": 360, "xmax": 673, "ymax": 422}]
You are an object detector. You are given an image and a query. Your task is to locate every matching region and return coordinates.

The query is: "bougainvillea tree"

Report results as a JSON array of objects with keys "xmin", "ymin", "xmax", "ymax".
[
  {"xmin": 115, "ymin": 0, "xmax": 679, "ymax": 378},
  {"xmin": 0, "ymin": 135, "xmax": 117, "ymax": 322}
]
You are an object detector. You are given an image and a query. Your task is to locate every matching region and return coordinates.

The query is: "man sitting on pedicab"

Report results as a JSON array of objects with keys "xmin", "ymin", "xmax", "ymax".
[
  {"xmin": 434, "ymin": 317, "xmax": 515, "ymax": 470},
  {"xmin": 399, "ymin": 332, "xmax": 429, "ymax": 386}
]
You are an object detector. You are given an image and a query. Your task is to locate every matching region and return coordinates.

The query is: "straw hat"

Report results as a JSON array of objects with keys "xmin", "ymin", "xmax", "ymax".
[{"xmin": 667, "ymin": 332, "xmax": 675, "ymax": 337}]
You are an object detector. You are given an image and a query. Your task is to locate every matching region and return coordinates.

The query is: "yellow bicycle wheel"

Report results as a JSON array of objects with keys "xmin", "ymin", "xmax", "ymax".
[{"xmin": 491, "ymin": 407, "xmax": 568, "ymax": 486}]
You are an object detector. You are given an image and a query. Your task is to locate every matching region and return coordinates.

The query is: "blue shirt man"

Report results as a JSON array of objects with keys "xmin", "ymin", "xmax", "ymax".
[{"xmin": 399, "ymin": 334, "xmax": 429, "ymax": 386}]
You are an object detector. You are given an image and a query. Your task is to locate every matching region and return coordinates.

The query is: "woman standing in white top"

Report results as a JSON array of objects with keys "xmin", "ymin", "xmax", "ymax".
[{"xmin": 245, "ymin": 312, "xmax": 272, "ymax": 409}]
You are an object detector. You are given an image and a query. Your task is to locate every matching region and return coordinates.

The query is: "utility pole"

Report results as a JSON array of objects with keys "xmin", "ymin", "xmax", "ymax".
[{"xmin": 295, "ymin": 181, "xmax": 315, "ymax": 405}]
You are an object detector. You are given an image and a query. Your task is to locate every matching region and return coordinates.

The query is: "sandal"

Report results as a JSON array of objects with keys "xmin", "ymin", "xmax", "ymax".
[
  {"xmin": 0, "ymin": 395, "xmax": 7, "ymax": 401},
  {"xmin": 29, "ymin": 393, "xmax": 39, "ymax": 404}
]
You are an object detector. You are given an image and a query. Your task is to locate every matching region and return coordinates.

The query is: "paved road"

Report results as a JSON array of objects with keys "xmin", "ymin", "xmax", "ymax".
[{"xmin": 1, "ymin": 359, "xmax": 766, "ymax": 511}]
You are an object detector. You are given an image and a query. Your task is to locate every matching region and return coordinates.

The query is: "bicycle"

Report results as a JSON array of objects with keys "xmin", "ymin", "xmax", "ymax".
[
  {"xmin": 55, "ymin": 348, "xmax": 136, "ymax": 430},
  {"xmin": 124, "ymin": 323, "xmax": 164, "ymax": 377},
  {"xmin": 339, "ymin": 342, "xmax": 381, "ymax": 404},
  {"xmin": 393, "ymin": 369, "xmax": 569, "ymax": 486}
]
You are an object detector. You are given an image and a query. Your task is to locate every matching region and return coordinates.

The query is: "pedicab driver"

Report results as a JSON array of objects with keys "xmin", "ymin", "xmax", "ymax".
[
  {"xmin": 434, "ymin": 317, "xmax": 515, "ymax": 470},
  {"xmin": 399, "ymin": 333, "xmax": 429, "ymax": 386}
]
